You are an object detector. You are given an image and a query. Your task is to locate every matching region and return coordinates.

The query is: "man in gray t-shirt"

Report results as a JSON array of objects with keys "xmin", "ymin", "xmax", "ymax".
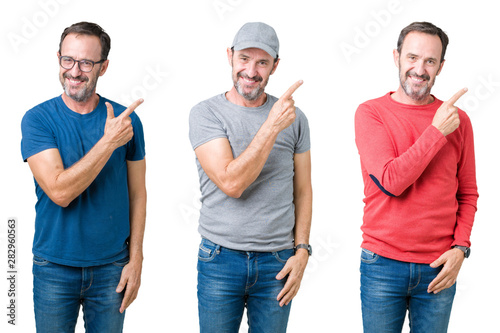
[{"xmin": 189, "ymin": 22, "xmax": 312, "ymax": 332}]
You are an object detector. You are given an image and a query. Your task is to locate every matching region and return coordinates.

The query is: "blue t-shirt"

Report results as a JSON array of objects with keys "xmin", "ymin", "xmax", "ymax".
[{"xmin": 21, "ymin": 95, "xmax": 145, "ymax": 267}]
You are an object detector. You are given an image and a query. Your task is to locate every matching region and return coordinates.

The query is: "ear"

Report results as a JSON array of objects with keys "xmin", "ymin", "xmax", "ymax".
[
  {"xmin": 393, "ymin": 49, "xmax": 400, "ymax": 68},
  {"xmin": 98, "ymin": 59, "xmax": 109, "ymax": 77},
  {"xmin": 436, "ymin": 59, "xmax": 445, "ymax": 76},
  {"xmin": 270, "ymin": 58, "xmax": 280, "ymax": 75},
  {"xmin": 227, "ymin": 47, "xmax": 233, "ymax": 66}
]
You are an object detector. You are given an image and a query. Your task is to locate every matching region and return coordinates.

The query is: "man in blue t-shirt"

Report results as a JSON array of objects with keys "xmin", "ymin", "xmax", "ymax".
[{"xmin": 21, "ymin": 22, "xmax": 146, "ymax": 333}]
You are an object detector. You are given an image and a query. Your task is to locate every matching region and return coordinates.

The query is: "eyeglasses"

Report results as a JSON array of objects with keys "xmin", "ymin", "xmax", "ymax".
[{"xmin": 59, "ymin": 56, "xmax": 105, "ymax": 73}]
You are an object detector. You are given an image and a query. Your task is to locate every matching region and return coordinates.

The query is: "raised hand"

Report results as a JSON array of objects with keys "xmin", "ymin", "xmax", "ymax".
[
  {"xmin": 104, "ymin": 99, "xmax": 143, "ymax": 149},
  {"xmin": 267, "ymin": 80, "xmax": 303, "ymax": 132},
  {"xmin": 432, "ymin": 88, "xmax": 467, "ymax": 136}
]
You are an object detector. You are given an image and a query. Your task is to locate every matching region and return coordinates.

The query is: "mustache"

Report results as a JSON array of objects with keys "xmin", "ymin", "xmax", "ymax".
[
  {"xmin": 63, "ymin": 73, "xmax": 89, "ymax": 82},
  {"xmin": 237, "ymin": 72, "xmax": 263, "ymax": 82},
  {"xmin": 406, "ymin": 71, "xmax": 430, "ymax": 81}
]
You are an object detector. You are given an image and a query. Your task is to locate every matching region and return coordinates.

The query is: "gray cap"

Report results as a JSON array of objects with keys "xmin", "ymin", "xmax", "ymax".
[{"xmin": 232, "ymin": 22, "xmax": 279, "ymax": 59}]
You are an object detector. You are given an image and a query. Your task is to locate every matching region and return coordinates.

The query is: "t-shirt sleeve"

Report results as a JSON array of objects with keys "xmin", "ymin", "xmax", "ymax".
[
  {"xmin": 189, "ymin": 103, "xmax": 227, "ymax": 150},
  {"xmin": 294, "ymin": 108, "xmax": 310, "ymax": 154},
  {"xmin": 21, "ymin": 109, "xmax": 58, "ymax": 162},
  {"xmin": 126, "ymin": 113, "xmax": 146, "ymax": 161}
]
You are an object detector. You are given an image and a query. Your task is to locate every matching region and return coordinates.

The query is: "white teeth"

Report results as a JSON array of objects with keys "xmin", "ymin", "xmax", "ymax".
[{"xmin": 242, "ymin": 77, "xmax": 255, "ymax": 83}]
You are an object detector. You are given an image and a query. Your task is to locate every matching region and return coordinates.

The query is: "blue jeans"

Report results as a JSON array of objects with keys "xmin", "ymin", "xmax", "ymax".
[
  {"xmin": 360, "ymin": 249, "xmax": 456, "ymax": 333},
  {"xmin": 33, "ymin": 256, "xmax": 128, "ymax": 333},
  {"xmin": 197, "ymin": 238, "xmax": 294, "ymax": 333}
]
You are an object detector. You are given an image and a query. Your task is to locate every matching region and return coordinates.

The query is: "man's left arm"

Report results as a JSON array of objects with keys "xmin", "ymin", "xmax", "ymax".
[
  {"xmin": 428, "ymin": 114, "xmax": 478, "ymax": 294},
  {"xmin": 276, "ymin": 150, "xmax": 312, "ymax": 307},
  {"xmin": 116, "ymin": 158, "xmax": 147, "ymax": 313}
]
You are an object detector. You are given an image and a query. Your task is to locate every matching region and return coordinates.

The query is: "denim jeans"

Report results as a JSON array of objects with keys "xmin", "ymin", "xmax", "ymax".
[
  {"xmin": 360, "ymin": 249, "xmax": 456, "ymax": 333},
  {"xmin": 197, "ymin": 238, "xmax": 294, "ymax": 333},
  {"xmin": 33, "ymin": 256, "xmax": 128, "ymax": 333}
]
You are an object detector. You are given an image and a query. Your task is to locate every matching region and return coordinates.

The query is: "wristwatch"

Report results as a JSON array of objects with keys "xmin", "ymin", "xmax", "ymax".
[
  {"xmin": 294, "ymin": 244, "xmax": 312, "ymax": 256},
  {"xmin": 452, "ymin": 245, "xmax": 471, "ymax": 258}
]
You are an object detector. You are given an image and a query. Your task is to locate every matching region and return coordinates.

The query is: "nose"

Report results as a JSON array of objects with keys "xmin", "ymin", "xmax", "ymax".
[
  {"xmin": 246, "ymin": 62, "xmax": 257, "ymax": 78},
  {"xmin": 412, "ymin": 60, "xmax": 426, "ymax": 76},
  {"xmin": 68, "ymin": 62, "xmax": 83, "ymax": 77}
]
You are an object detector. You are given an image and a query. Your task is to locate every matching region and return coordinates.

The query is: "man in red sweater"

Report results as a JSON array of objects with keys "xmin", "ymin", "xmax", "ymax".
[{"xmin": 355, "ymin": 22, "xmax": 478, "ymax": 332}]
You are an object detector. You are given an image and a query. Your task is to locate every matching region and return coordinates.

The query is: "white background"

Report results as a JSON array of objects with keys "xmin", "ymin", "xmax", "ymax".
[{"xmin": 1, "ymin": 0, "xmax": 498, "ymax": 332}]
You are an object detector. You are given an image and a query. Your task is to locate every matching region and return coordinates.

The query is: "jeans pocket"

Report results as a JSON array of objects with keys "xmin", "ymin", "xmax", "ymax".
[
  {"xmin": 198, "ymin": 239, "xmax": 220, "ymax": 262},
  {"xmin": 112, "ymin": 256, "xmax": 130, "ymax": 267},
  {"xmin": 360, "ymin": 248, "xmax": 379, "ymax": 264},
  {"xmin": 273, "ymin": 248, "xmax": 294, "ymax": 264},
  {"xmin": 32, "ymin": 256, "xmax": 50, "ymax": 266}
]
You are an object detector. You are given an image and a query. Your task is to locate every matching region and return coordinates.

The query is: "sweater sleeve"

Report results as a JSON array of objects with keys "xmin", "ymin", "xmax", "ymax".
[
  {"xmin": 452, "ymin": 113, "xmax": 479, "ymax": 247},
  {"xmin": 355, "ymin": 102, "xmax": 448, "ymax": 196}
]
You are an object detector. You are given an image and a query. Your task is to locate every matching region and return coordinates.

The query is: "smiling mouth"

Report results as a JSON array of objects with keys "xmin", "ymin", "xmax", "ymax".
[
  {"xmin": 407, "ymin": 72, "xmax": 430, "ymax": 84},
  {"xmin": 67, "ymin": 78, "xmax": 84, "ymax": 86},
  {"xmin": 410, "ymin": 75, "xmax": 425, "ymax": 83},
  {"xmin": 238, "ymin": 73, "xmax": 262, "ymax": 86},
  {"xmin": 64, "ymin": 74, "xmax": 88, "ymax": 86},
  {"xmin": 241, "ymin": 77, "xmax": 258, "ymax": 85}
]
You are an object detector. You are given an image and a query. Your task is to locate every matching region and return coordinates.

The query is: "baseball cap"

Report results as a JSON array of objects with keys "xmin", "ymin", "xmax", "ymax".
[{"xmin": 232, "ymin": 22, "xmax": 279, "ymax": 59}]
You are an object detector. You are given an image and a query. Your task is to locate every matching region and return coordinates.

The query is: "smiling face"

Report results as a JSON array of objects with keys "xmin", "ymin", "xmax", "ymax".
[
  {"xmin": 393, "ymin": 32, "xmax": 445, "ymax": 105},
  {"xmin": 58, "ymin": 33, "xmax": 108, "ymax": 104},
  {"xmin": 227, "ymin": 47, "xmax": 279, "ymax": 107}
]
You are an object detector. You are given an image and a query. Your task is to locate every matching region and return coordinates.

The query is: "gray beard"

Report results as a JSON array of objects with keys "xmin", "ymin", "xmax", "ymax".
[
  {"xmin": 64, "ymin": 84, "xmax": 95, "ymax": 102},
  {"xmin": 401, "ymin": 79, "xmax": 431, "ymax": 102},
  {"xmin": 61, "ymin": 70, "xmax": 99, "ymax": 103},
  {"xmin": 235, "ymin": 81, "xmax": 265, "ymax": 101}
]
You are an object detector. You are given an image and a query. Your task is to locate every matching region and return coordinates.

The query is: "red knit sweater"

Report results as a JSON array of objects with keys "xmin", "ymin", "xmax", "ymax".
[{"xmin": 355, "ymin": 92, "xmax": 478, "ymax": 264}]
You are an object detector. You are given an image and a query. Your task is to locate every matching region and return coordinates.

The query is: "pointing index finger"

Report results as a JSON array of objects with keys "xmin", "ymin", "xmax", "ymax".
[
  {"xmin": 281, "ymin": 80, "xmax": 303, "ymax": 100},
  {"xmin": 119, "ymin": 98, "xmax": 144, "ymax": 118},
  {"xmin": 446, "ymin": 87, "xmax": 468, "ymax": 106}
]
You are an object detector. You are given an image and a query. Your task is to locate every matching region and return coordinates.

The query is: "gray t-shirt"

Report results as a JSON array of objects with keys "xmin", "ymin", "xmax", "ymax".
[{"xmin": 189, "ymin": 93, "xmax": 310, "ymax": 252}]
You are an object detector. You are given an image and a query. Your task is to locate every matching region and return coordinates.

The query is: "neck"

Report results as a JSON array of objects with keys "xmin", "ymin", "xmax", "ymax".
[
  {"xmin": 225, "ymin": 87, "xmax": 267, "ymax": 107},
  {"xmin": 61, "ymin": 92, "xmax": 100, "ymax": 114}
]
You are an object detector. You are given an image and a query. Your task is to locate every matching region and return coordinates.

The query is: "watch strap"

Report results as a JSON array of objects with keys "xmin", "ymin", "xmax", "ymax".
[
  {"xmin": 452, "ymin": 245, "xmax": 470, "ymax": 258},
  {"xmin": 294, "ymin": 243, "xmax": 312, "ymax": 256}
]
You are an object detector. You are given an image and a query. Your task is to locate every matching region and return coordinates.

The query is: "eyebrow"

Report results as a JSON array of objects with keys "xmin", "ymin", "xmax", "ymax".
[
  {"xmin": 238, "ymin": 53, "xmax": 271, "ymax": 63},
  {"xmin": 61, "ymin": 55, "xmax": 100, "ymax": 63},
  {"xmin": 406, "ymin": 53, "xmax": 438, "ymax": 62}
]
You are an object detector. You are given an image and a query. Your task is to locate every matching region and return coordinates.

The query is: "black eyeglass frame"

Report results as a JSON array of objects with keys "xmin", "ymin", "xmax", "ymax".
[{"xmin": 58, "ymin": 56, "xmax": 106, "ymax": 73}]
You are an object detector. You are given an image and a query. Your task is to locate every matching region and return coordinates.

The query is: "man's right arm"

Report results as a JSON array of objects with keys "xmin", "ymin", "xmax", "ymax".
[
  {"xmin": 194, "ymin": 81, "xmax": 302, "ymax": 198},
  {"xmin": 27, "ymin": 99, "xmax": 143, "ymax": 207},
  {"xmin": 355, "ymin": 88, "xmax": 467, "ymax": 197}
]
